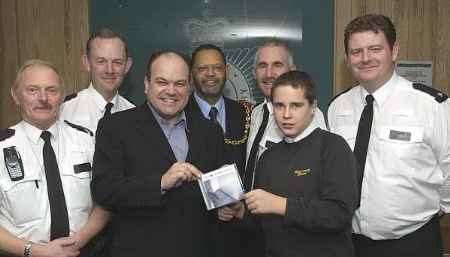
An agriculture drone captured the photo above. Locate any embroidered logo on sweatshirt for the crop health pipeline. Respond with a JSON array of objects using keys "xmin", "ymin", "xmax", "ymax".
[{"xmin": 293, "ymin": 168, "xmax": 310, "ymax": 176}]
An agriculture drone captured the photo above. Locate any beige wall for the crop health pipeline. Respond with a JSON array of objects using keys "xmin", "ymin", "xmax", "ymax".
[
  {"xmin": 334, "ymin": 0, "xmax": 450, "ymax": 253},
  {"xmin": 334, "ymin": 0, "xmax": 450, "ymax": 96},
  {"xmin": 0, "ymin": 0, "xmax": 89, "ymax": 128}
]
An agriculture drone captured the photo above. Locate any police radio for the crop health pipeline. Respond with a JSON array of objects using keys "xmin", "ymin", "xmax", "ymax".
[{"xmin": 3, "ymin": 146, "xmax": 24, "ymax": 181}]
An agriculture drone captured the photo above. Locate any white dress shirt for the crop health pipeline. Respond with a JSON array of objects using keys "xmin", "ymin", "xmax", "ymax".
[
  {"xmin": 246, "ymin": 100, "xmax": 327, "ymax": 164},
  {"xmin": 328, "ymin": 72, "xmax": 450, "ymax": 240},
  {"xmin": 0, "ymin": 120, "xmax": 94, "ymax": 243},
  {"xmin": 60, "ymin": 83, "xmax": 135, "ymax": 133}
]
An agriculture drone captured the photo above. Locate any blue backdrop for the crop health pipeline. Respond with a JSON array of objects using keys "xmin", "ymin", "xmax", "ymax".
[{"xmin": 90, "ymin": 0, "xmax": 333, "ymax": 110}]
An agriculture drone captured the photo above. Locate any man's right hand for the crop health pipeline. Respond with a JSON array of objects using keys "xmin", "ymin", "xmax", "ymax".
[
  {"xmin": 32, "ymin": 237, "xmax": 79, "ymax": 257},
  {"xmin": 161, "ymin": 162, "xmax": 202, "ymax": 192},
  {"xmin": 218, "ymin": 201, "xmax": 245, "ymax": 221}
]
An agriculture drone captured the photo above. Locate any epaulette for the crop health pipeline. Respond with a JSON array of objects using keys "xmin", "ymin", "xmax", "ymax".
[
  {"xmin": 413, "ymin": 83, "xmax": 448, "ymax": 103},
  {"xmin": 0, "ymin": 128, "xmax": 15, "ymax": 141},
  {"xmin": 64, "ymin": 120, "xmax": 94, "ymax": 136},
  {"xmin": 328, "ymin": 86, "xmax": 353, "ymax": 106},
  {"xmin": 64, "ymin": 93, "xmax": 78, "ymax": 102}
]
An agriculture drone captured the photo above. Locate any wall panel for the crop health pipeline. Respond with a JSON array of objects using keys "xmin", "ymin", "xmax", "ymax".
[{"xmin": 0, "ymin": 0, "xmax": 89, "ymax": 128}]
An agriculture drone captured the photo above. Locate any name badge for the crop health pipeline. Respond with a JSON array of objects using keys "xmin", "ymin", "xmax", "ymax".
[
  {"xmin": 3, "ymin": 146, "xmax": 24, "ymax": 181},
  {"xmin": 293, "ymin": 168, "xmax": 311, "ymax": 176},
  {"xmin": 74, "ymin": 162, "xmax": 92, "ymax": 173},
  {"xmin": 389, "ymin": 130, "xmax": 411, "ymax": 141}
]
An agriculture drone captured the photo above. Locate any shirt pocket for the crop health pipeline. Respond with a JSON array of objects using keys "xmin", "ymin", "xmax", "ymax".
[
  {"xmin": 61, "ymin": 150, "xmax": 93, "ymax": 212},
  {"xmin": 377, "ymin": 125, "xmax": 424, "ymax": 166},
  {"xmin": 0, "ymin": 175, "xmax": 45, "ymax": 225},
  {"xmin": 334, "ymin": 125, "xmax": 358, "ymax": 150}
]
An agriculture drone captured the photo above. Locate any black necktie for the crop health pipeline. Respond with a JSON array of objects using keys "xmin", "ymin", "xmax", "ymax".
[
  {"xmin": 41, "ymin": 131, "xmax": 70, "ymax": 240},
  {"xmin": 103, "ymin": 102, "xmax": 114, "ymax": 118},
  {"xmin": 208, "ymin": 106, "xmax": 219, "ymax": 125},
  {"xmin": 244, "ymin": 103, "xmax": 269, "ymax": 191},
  {"xmin": 353, "ymin": 95, "xmax": 375, "ymax": 198}
]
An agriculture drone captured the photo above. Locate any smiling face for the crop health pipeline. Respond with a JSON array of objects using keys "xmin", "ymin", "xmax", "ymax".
[
  {"xmin": 272, "ymin": 84, "xmax": 314, "ymax": 138},
  {"xmin": 191, "ymin": 49, "xmax": 227, "ymax": 104},
  {"xmin": 254, "ymin": 46, "xmax": 294, "ymax": 98},
  {"xmin": 11, "ymin": 64, "xmax": 64, "ymax": 130},
  {"xmin": 83, "ymin": 37, "xmax": 132, "ymax": 100},
  {"xmin": 346, "ymin": 30, "xmax": 398, "ymax": 93},
  {"xmin": 144, "ymin": 53, "xmax": 190, "ymax": 123}
]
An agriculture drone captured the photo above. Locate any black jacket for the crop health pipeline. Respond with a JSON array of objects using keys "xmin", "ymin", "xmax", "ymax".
[{"xmin": 92, "ymin": 104, "xmax": 224, "ymax": 257}]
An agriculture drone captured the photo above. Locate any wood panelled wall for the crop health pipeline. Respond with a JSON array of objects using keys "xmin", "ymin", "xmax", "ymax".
[
  {"xmin": 334, "ymin": 0, "xmax": 450, "ymax": 253},
  {"xmin": 334, "ymin": 0, "xmax": 450, "ymax": 96},
  {"xmin": 0, "ymin": 0, "xmax": 449, "ymax": 253},
  {"xmin": 0, "ymin": 0, "xmax": 89, "ymax": 128}
]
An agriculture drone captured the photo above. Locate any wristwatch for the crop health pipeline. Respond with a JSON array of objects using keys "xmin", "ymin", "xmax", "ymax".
[{"xmin": 24, "ymin": 241, "xmax": 33, "ymax": 257}]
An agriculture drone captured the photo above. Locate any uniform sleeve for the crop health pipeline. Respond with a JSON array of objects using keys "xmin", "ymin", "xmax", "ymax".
[
  {"xmin": 283, "ymin": 135, "xmax": 358, "ymax": 232},
  {"xmin": 313, "ymin": 107, "xmax": 327, "ymax": 130},
  {"xmin": 327, "ymin": 101, "xmax": 337, "ymax": 132},
  {"xmin": 91, "ymin": 117, "xmax": 164, "ymax": 211},
  {"xmin": 435, "ymin": 100, "xmax": 450, "ymax": 212}
]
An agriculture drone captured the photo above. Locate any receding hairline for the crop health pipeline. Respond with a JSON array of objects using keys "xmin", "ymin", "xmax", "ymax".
[
  {"xmin": 13, "ymin": 59, "xmax": 64, "ymax": 91},
  {"xmin": 146, "ymin": 51, "xmax": 190, "ymax": 80},
  {"xmin": 254, "ymin": 42, "xmax": 295, "ymax": 67}
]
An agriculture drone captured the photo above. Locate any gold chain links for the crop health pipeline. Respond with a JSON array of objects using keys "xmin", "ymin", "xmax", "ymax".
[{"xmin": 223, "ymin": 100, "xmax": 253, "ymax": 146}]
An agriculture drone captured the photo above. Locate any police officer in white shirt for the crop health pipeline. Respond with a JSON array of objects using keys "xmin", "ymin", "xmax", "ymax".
[
  {"xmin": 0, "ymin": 60, "xmax": 109, "ymax": 257},
  {"xmin": 244, "ymin": 39, "xmax": 327, "ymax": 189},
  {"xmin": 328, "ymin": 14, "xmax": 450, "ymax": 257},
  {"xmin": 61, "ymin": 28, "xmax": 134, "ymax": 133}
]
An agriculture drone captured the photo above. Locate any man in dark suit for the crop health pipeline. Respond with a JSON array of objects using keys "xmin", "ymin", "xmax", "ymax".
[
  {"xmin": 186, "ymin": 44, "xmax": 251, "ymax": 176},
  {"xmin": 91, "ymin": 50, "xmax": 224, "ymax": 257},
  {"xmin": 185, "ymin": 44, "xmax": 261, "ymax": 257}
]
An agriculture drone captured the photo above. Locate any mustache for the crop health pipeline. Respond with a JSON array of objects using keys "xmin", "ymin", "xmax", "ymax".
[{"xmin": 34, "ymin": 101, "xmax": 53, "ymax": 110}]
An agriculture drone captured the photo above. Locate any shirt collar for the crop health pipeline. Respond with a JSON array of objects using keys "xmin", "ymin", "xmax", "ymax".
[
  {"xmin": 87, "ymin": 83, "xmax": 119, "ymax": 112},
  {"xmin": 284, "ymin": 121, "xmax": 319, "ymax": 143},
  {"xmin": 193, "ymin": 92, "xmax": 225, "ymax": 119},
  {"xmin": 147, "ymin": 102, "xmax": 188, "ymax": 130},
  {"xmin": 359, "ymin": 71, "xmax": 398, "ymax": 108},
  {"xmin": 20, "ymin": 120, "xmax": 59, "ymax": 144}
]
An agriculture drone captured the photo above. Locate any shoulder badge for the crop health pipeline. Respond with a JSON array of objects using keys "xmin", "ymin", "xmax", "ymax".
[
  {"xmin": 64, "ymin": 93, "xmax": 78, "ymax": 102},
  {"xmin": 64, "ymin": 120, "xmax": 94, "ymax": 136},
  {"xmin": 413, "ymin": 83, "xmax": 448, "ymax": 103},
  {"xmin": 328, "ymin": 86, "xmax": 354, "ymax": 106},
  {"xmin": 0, "ymin": 128, "xmax": 15, "ymax": 141}
]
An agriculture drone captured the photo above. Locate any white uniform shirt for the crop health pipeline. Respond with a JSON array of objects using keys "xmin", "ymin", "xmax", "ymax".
[
  {"xmin": 246, "ymin": 100, "xmax": 327, "ymax": 164},
  {"xmin": 327, "ymin": 72, "xmax": 450, "ymax": 240},
  {"xmin": 0, "ymin": 120, "xmax": 94, "ymax": 243},
  {"xmin": 60, "ymin": 83, "xmax": 135, "ymax": 133}
]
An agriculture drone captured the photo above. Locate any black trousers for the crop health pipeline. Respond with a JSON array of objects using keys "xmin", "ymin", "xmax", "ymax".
[{"xmin": 353, "ymin": 215, "xmax": 443, "ymax": 257}]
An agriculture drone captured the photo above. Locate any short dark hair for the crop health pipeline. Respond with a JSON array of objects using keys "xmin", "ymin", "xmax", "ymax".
[
  {"xmin": 190, "ymin": 44, "xmax": 226, "ymax": 68},
  {"xmin": 270, "ymin": 70, "xmax": 316, "ymax": 105},
  {"xmin": 86, "ymin": 27, "xmax": 129, "ymax": 57},
  {"xmin": 344, "ymin": 14, "xmax": 396, "ymax": 55},
  {"xmin": 145, "ymin": 50, "xmax": 191, "ymax": 80}
]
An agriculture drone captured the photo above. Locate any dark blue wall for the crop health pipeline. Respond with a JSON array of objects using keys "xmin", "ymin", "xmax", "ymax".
[{"xmin": 90, "ymin": 0, "xmax": 333, "ymax": 110}]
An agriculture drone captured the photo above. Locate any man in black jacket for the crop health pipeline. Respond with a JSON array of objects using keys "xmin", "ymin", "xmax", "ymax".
[
  {"xmin": 185, "ymin": 44, "xmax": 259, "ymax": 257},
  {"xmin": 91, "ymin": 50, "xmax": 224, "ymax": 257}
]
